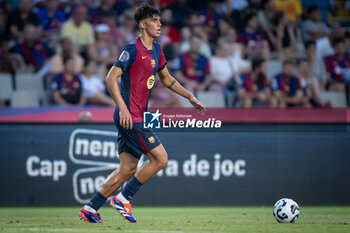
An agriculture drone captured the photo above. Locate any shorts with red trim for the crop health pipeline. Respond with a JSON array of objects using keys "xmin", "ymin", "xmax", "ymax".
[{"xmin": 114, "ymin": 121, "xmax": 161, "ymax": 160}]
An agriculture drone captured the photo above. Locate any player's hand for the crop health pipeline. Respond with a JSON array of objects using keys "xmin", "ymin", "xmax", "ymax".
[
  {"xmin": 189, "ymin": 95, "xmax": 206, "ymax": 116},
  {"xmin": 119, "ymin": 108, "xmax": 133, "ymax": 130}
]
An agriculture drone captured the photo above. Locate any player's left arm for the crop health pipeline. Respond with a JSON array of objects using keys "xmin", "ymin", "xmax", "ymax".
[{"xmin": 158, "ymin": 66, "xmax": 206, "ymax": 115}]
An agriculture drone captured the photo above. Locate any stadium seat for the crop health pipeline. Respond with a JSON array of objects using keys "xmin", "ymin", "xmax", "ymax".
[
  {"xmin": 11, "ymin": 90, "xmax": 40, "ymax": 107},
  {"xmin": 197, "ymin": 91, "xmax": 225, "ymax": 108},
  {"xmin": 0, "ymin": 73, "xmax": 13, "ymax": 100},
  {"xmin": 15, "ymin": 73, "xmax": 45, "ymax": 104},
  {"xmin": 15, "ymin": 73, "xmax": 44, "ymax": 91},
  {"xmin": 322, "ymin": 91, "xmax": 347, "ymax": 107},
  {"xmin": 266, "ymin": 60, "xmax": 282, "ymax": 80}
]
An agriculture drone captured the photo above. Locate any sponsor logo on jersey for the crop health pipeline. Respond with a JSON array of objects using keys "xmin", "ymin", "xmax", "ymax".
[{"xmin": 147, "ymin": 75, "xmax": 155, "ymax": 89}]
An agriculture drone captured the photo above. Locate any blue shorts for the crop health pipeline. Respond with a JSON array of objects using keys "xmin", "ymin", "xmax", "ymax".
[{"xmin": 114, "ymin": 120, "xmax": 161, "ymax": 160}]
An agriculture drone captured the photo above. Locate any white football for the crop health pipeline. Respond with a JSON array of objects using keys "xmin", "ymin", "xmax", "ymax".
[{"xmin": 273, "ymin": 198, "xmax": 300, "ymax": 223}]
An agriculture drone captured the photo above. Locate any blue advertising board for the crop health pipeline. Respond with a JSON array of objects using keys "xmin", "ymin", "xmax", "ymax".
[{"xmin": 0, "ymin": 124, "xmax": 349, "ymax": 206}]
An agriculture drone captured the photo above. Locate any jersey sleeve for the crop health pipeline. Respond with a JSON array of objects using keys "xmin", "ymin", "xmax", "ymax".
[
  {"xmin": 113, "ymin": 44, "xmax": 137, "ymax": 71},
  {"xmin": 158, "ymin": 47, "xmax": 167, "ymax": 72}
]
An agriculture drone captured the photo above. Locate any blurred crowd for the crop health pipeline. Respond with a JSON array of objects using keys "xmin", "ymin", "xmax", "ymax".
[{"xmin": 0, "ymin": 0, "xmax": 350, "ymax": 108}]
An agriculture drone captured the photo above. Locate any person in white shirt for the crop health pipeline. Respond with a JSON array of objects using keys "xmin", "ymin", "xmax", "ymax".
[
  {"xmin": 80, "ymin": 59, "xmax": 115, "ymax": 106},
  {"xmin": 210, "ymin": 41, "xmax": 250, "ymax": 91}
]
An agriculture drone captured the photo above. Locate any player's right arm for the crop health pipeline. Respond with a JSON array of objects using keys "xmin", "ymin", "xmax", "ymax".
[{"xmin": 105, "ymin": 66, "xmax": 133, "ymax": 130}]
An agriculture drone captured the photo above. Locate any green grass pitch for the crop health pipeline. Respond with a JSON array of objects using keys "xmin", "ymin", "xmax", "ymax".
[{"xmin": 0, "ymin": 206, "xmax": 349, "ymax": 233}]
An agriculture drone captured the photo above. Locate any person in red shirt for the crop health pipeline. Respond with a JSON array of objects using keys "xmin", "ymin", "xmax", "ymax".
[
  {"xmin": 51, "ymin": 56, "xmax": 86, "ymax": 106},
  {"xmin": 238, "ymin": 58, "xmax": 271, "ymax": 108},
  {"xmin": 271, "ymin": 60, "xmax": 310, "ymax": 107},
  {"xmin": 79, "ymin": 3, "xmax": 205, "ymax": 224}
]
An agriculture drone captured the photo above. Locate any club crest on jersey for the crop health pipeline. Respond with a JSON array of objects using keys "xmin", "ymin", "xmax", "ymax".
[
  {"xmin": 118, "ymin": 50, "xmax": 130, "ymax": 62},
  {"xmin": 147, "ymin": 75, "xmax": 155, "ymax": 89},
  {"xmin": 151, "ymin": 59, "xmax": 156, "ymax": 68},
  {"xmin": 148, "ymin": 136, "xmax": 155, "ymax": 144}
]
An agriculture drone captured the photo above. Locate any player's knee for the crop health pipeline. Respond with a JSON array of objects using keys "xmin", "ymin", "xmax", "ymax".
[{"xmin": 120, "ymin": 164, "xmax": 137, "ymax": 177}]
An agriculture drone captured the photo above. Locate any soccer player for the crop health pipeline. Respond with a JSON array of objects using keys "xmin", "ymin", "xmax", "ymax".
[{"xmin": 79, "ymin": 3, "xmax": 206, "ymax": 223}]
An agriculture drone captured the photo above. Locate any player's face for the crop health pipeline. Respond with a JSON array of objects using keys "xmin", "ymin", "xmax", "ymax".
[{"xmin": 144, "ymin": 15, "xmax": 162, "ymax": 38}]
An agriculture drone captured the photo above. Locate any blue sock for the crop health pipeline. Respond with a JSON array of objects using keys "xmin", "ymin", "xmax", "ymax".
[
  {"xmin": 87, "ymin": 192, "xmax": 107, "ymax": 211},
  {"xmin": 121, "ymin": 176, "xmax": 143, "ymax": 201}
]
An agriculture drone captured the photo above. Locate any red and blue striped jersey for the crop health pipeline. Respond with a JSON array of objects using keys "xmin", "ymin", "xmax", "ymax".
[
  {"xmin": 240, "ymin": 73, "xmax": 269, "ymax": 93},
  {"xmin": 323, "ymin": 53, "xmax": 350, "ymax": 82},
  {"xmin": 271, "ymin": 74, "xmax": 301, "ymax": 97},
  {"xmin": 113, "ymin": 38, "xmax": 166, "ymax": 122}
]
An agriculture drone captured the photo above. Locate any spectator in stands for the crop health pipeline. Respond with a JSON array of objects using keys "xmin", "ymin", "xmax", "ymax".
[
  {"xmin": 323, "ymin": 37, "xmax": 350, "ymax": 106},
  {"xmin": 0, "ymin": 37, "xmax": 24, "ymax": 75},
  {"xmin": 257, "ymin": 0, "xmax": 276, "ymax": 32},
  {"xmin": 80, "ymin": 0, "xmax": 99, "ymax": 23},
  {"xmin": 36, "ymin": 0, "xmax": 66, "ymax": 49},
  {"xmin": 49, "ymin": 37, "xmax": 84, "ymax": 75},
  {"xmin": 180, "ymin": 26, "xmax": 212, "ymax": 57},
  {"xmin": 88, "ymin": 24, "xmax": 118, "ymax": 76},
  {"xmin": 266, "ymin": 12, "xmax": 297, "ymax": 60},
  {"xmin": 301, "ymin": 5, "xmax": 331, "ymax": 42},
  {"xmin": 304, "ymin": 40, "xmax": 327, "ymax": 89},
  {"xmin": 10, "ymin": 23, "xmax": 54, "ymax": 71},
  {"xmin": 101, "ymin": 10, "xmax": 127, "ymax": 51},
  {"xmin": 119, "ymin": 9, "xmax": 137, "ymax": 43},
  {"xmin": 210, "ymin": 41, "xmax": 250, "ymax": 92},
  {"xmin": 238, "ymin": 58, "xmax": 271, "ymax": 108},
  {"xmin": 271, "ymin": 60, "xmax": 310, "ymax": 107},
  {"xmin": 114, "ymin": 0, "xmax": 131, "ymax": 16},
  {"xmin": 37, "ymin": 0, "xmax": 65, "ymax": 33},
  {"xmin": 297, "ymin": 58, "xmax": 323, "ymax": 107},
  {"xmin": 61, "ymin": 5, "xmax": 95, "ymax": 57},
  {"xmin": 174, "ymin": 34, "xmax": 215, "ymax": 93},
  {"xmin": 218, "ymin": 28, "xmax": 244, "ymax": 58},
  {"xmin": 302, "ymin": 0, "xmax": 336, "ymax": 22},
  {"xmin": 199, "ymin": 0, "xmax": 222, "ymax": 44},
  {"xmin": 210, "ymin": 41, "xmax": 235, "ymax": 90},
  {"xmin": 167, "ymin": 0, "xmax": 193, "ymax": 29},
  {"xmin": 51, "ymin": 56, "xmax": 86, "ymax": 106},
  {"xmin": 93, "ymin": 0, "xmax": 117, "ymax": 25},
  {"xmin": 180, "ymin": 12, "xmax": 212, "ymax": 57},
  {"xmin": 274, "ymin": 0, "xmax": 302, "ymax": 23},
  {"xmin": 237, "ymin": 12, "xmax": 270, "ymax": 59},
  {"xmin": 6, "ymin": 0, "xmax": 39, "ymax": 40},
  {"xmin": 159, "ymin": 8, "xmax": 180, "ymax": 45},
  {"xmin": 80, "ymin": 59, "xmax": 115, "ymax": 106}
]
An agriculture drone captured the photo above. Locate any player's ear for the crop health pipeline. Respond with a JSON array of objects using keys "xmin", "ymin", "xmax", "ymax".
[{"xmin": 139, "ymin": 20, "xmax": 146, "ymax": 30}]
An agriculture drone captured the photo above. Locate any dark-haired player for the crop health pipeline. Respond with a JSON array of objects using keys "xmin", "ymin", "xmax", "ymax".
[{"xmin": 79, "ymin": 3, "xmax": 206, "ymax": 223}]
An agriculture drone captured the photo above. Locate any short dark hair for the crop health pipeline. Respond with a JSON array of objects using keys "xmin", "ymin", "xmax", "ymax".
[
  {"xmin": 332, "ymin": 37, "xmax": 345, "ymax": 46},
  {"xmin": 304, "ymin": 40, "xmax": 315, "ymax": 49},
  {"xmin": 345, "ymin": 31, "xmax": 350, "ymax": 38},
  {"xmin": 252, "ymin": 58, "xmax": 265, "ymax": 71},
  {"xmin": 283, "ymin": 60, "xmax": 295, "ymax": 67},
  {"xmin": 63, "ymin": 55, "xmax": 73, "ymax": 65},
  {"xmin": 297, "ymin": 58, "xmax": 309, "ymax": 66},
  {"xmin": 134, "ymin": 3, "xmax": 160, "ymax": 24},
  {"xmin": 244, "ymin": 12, "xmax": 257, "ymax": 27},
  {"xmin": 306, "ymin": 5, "xmax": 319, "ymax": 14}
]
